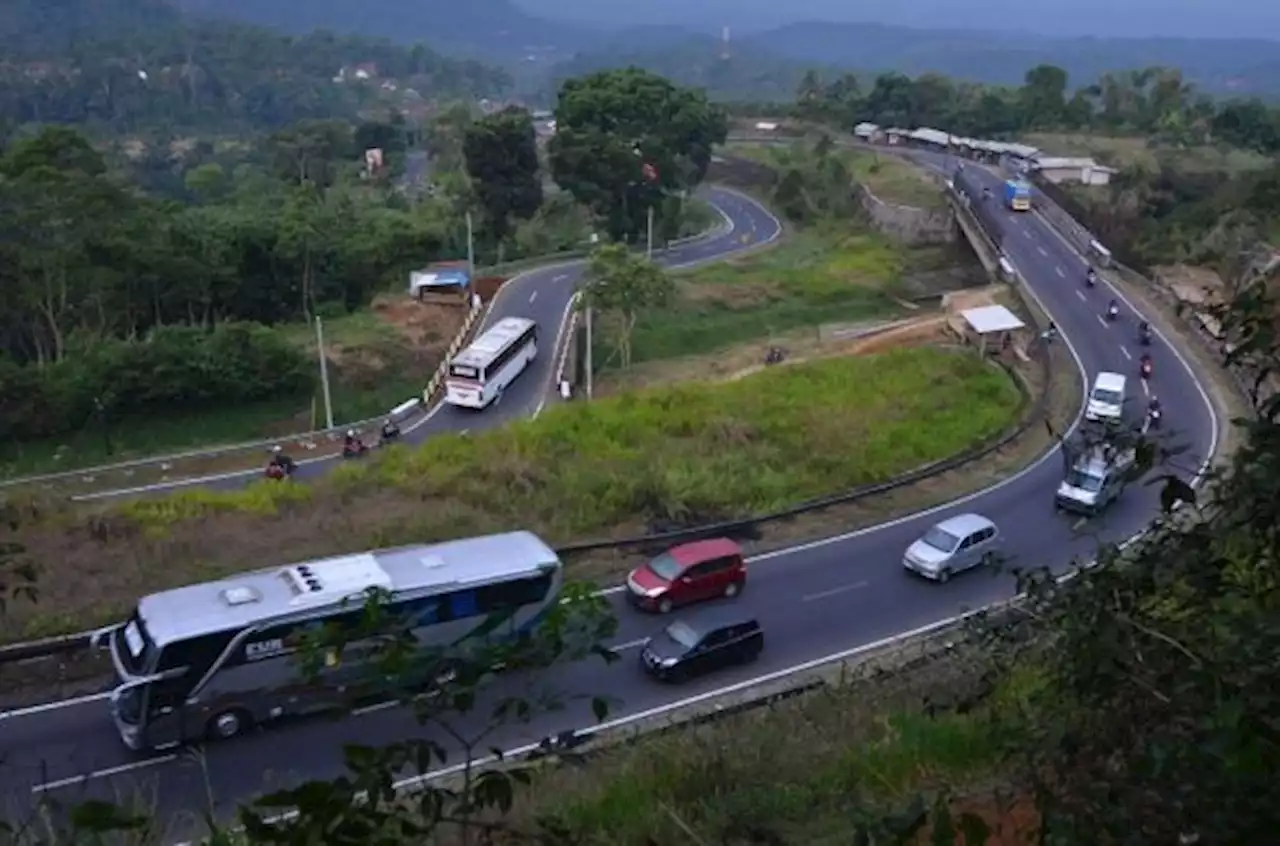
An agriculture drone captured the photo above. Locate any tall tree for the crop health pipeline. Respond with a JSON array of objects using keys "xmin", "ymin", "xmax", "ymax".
[
  {"xmin": 580, "ymin": 243, "xmax": 675, "ymax": 370},
  {"xmin": 549, "ymin": 67, "xmax": 727, "ymax": 241},
  {"xmin": 1019, "ymin": 64, "xmax": 1069, "ymax": 129},
  {"xmin": 462, "ymin": 106, "xmax": 543, "ymax": 252}
]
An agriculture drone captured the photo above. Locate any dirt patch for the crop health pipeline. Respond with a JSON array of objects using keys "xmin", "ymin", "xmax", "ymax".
[{"xmin": 370, "ymin": 294, "xmax": 464, "ymax": 348}]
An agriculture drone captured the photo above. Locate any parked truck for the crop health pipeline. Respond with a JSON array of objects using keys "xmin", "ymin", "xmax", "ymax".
[{"xmin": 1003, "ymin": 179, "xmax": 1031, "ymax": 212}]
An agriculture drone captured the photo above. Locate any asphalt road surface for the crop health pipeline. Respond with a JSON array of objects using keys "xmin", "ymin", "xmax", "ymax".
[{"xmin": 0, "ymin": 168, "xmax": 1218, "ymax": 842}]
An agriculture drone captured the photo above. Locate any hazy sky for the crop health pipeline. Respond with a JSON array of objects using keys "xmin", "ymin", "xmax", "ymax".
[{"xmin": 515, "ymin": 0, "xmax": 1278, "ymax": 41}]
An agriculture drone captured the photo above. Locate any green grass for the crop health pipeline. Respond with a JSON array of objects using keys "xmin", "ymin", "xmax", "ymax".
[
  {"xmin": 726, "ymin": 142, "xmax": 947, "ymax": 210},
  {"xmin": 6, "ymin": 348, "xmax": 1023, "ymax": 640},
  {"xmin": 1022, "ymin": 131, "xmax": 1274, "ymax": 175},
  {"xmin": 614, "ymin": 228, "xmax": 916, "ymax": 367},
  {"xmin": 521, "ymin": 673, "xmax": 1019, "ymax": 845}
]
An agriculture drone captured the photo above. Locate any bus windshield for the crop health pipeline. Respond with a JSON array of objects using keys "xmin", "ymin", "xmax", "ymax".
[{"xmin": 449, "ymin": 364, "xmax": 480, "ymax": 381}]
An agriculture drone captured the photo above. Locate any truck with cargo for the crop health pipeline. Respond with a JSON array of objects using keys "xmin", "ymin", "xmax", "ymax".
[
  {"xmin": 1003, "ymin": 179, "xmax": 1031, "ymax": 211},
  {"xmin": 1054, "ymin": 443, "xmax": 1135, "ymax": 516}
]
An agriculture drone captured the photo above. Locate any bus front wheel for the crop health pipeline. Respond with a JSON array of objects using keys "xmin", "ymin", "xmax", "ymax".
[{"xmin": 208, "ymin": 708, "xmax": 252, "ymax": 741}]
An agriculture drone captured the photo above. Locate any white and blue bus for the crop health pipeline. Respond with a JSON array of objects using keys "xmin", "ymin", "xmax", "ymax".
[
  {"xmin": 92, "ymin": 531, "xmax": 563, "ymax": 751},
  {"xmin": 445, "ymin": 316, "xmax": 538, "ymax": 409}
]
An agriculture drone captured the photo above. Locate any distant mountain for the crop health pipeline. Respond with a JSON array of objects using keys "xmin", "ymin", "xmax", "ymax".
[
  {"xmin": 1, "ymin": 0, "xmax": 183, "ymax": 55},
  {"xmin": 173, "ymin": 0, "xmax": 598, "ymax": 64},
  {"xmin": 747, "ymin": 22, "xmax": 1280, "ymax": 95},
  {"xmin": 546, "ymin": 33, "xmax": 837, "ymax": 103}
]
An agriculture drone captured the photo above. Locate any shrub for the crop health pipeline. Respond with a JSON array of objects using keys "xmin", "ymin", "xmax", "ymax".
[{"xmin": 0, "ymin": 322, "xmax": 314, "ymax": 440}]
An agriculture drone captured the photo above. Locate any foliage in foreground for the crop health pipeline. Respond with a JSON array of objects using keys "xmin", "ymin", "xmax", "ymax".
[{"xmin": 1, "ymin": 347, "xmax": 1023, "ymax": 641}]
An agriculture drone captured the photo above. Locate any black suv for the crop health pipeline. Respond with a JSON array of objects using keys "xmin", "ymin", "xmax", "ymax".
[{"xmin": 640, "ymin": 613, "xmax": 763, "ymax": 682}]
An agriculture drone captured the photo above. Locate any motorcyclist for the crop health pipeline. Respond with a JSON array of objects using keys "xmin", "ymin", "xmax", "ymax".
[
  {"xmin": 342, "ymin": 429, "xmax": 365, "ymax": 456},
  {"xmin": 380, "ymin": 417, "xmax": 401, "ymax": 441},
  {"xmin": 1107, "ymin": 299, "xmax": 1119, "ymax": 319},
  {"xmin": 267, "ymin": 445, "xmax": 296, "ymax": 477},
  {"xmin": 1138, "ymin": 320, "xmax": 1153, "ymax": 344},
  {"xmin": 1148, "ymin": 394, "xmax": 1162, "ymax": 413},
  {"xmin": 1085, "ymin": 267, "xmax": 1097, "ymax": 287},
  {"xmin": 1139, "ymin": 352, "xmax": 1153, "ymax": 376}
]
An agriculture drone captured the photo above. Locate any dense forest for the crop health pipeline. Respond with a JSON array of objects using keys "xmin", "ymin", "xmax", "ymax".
[
  {"xmin": 789, "ymin": 64, "xmax": 1280, "ymax": 268},
  {"xmin": 0, "ymin": 0, "xmax": 511, "ymax": 134}
]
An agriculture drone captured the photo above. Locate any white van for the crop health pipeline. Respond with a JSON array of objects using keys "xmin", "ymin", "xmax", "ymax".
[{"xmin": 1086, "ymin": 372, "xmax": 1127, "ymax": 423}]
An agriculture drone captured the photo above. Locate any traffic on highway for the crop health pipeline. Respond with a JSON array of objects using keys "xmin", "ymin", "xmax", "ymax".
[{"xmin": 0, "ymin": 144, "xmax": 1219, "ymax": 842}]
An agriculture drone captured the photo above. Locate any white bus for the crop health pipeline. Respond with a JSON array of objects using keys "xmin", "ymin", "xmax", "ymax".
[
  {"xmin": 445, "ymin": 316, "xmax": 538, "ymax": 409},
  {"xmin": 92, "ymin": 531, "xmax": 563, "ymax": 751}
]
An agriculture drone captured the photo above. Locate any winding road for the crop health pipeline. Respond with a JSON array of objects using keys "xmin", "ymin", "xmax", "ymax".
[{"xmin": 0, "ymin": 161, "xmax": 1219, "ymax": 841}]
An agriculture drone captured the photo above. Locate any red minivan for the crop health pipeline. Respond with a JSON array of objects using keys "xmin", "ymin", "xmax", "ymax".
[{"xmin": 625, "ymin": 538, "xmax": 747, "ymax": 613}]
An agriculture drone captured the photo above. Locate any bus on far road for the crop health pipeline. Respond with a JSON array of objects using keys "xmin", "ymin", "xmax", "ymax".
[
  {"xmin": 445, "ymin": 316, "xmax": 538, "ymax": 409},
  {"xmin": 93, "ymin": 530, "xmax": 564, "ymax": 751}
]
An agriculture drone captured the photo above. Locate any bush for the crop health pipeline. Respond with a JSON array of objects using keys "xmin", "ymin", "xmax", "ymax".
[{"xmin": 0, "ymin": 322, "xmax": 313, "ymax": 440}]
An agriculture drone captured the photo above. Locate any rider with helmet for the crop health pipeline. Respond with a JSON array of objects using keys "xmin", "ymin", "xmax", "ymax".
[
  {"xmin": 1107, "ymin": 298, "xmax": 1119, "ymax": 319},
  {"xmin": 380, "ymin": 417, "xmax": 401, "ymax": 441},
  {"xmin": 267, "ymin": 444, "xmax": 296, "ymax": 478}
]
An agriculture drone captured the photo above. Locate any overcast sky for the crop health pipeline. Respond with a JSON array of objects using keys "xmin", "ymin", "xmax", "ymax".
[{"xmin": 516, "ymin": 0, "xmax": 1278, "ymax": 41}]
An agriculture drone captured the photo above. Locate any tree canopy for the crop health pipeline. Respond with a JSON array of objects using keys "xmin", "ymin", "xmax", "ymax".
[
  {"xmin": 0, "ymin": 0, "xmax": 511, "ymax": 134},
  {"xmin": 463, "ymin": 106, "xmax": 543, "ymax": 248},
  {"xmin": 549, "ymin": 67, "xmax": 728, "ymax": 241}
]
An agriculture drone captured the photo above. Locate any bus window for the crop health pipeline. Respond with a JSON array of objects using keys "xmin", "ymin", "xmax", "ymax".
[
  {"xmin": 477, "ymin": 575, "xmax": 553, "ymax": 612},
  {"xmin": 157, "ymin": 630, "xmax": 236, "ymax": 675},
  {"xmin": 450, "ymin": 590, "xmax": 478, "ymax": 619}
]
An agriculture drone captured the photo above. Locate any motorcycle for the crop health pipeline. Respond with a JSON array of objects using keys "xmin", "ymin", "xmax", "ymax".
[
  {"xmin": 1085, "ymin": 273, "xmax": 1096, "ymax": 288},
  {"xmin": 265, "ymin": 456, "xmax": 295, "ymax": 480},
  {"xmin": 1147, "ymin": 408, "xmax": 1163, "ymax": 430},
  {"xmin": 1139, "ymin": 329, "xmax": 1153, "ymax": 346},
  {"xmin": 342, "ymin": 441, "xmax": 369, "ymax": 460},
  {"xmin": 1106, "ymin": 306, "xmax": 1119, "ymax": 322},
  {"xmin": 1140, "ymin": 359, "xmax": 1153, "ymax": 380},
  {"xmin": 764, "ymin": 346, "xmax": 786, "ymax": 366}
]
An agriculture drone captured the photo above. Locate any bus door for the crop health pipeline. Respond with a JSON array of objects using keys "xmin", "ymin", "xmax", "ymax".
[{"xmin": 110, "ymin": 667, "xmax": 192, "ymax": 751}]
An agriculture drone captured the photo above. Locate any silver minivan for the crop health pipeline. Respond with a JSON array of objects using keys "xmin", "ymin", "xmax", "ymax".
[{"xmin": 902, "ymin": 513, "xmax": 1002, "ymax": 582}]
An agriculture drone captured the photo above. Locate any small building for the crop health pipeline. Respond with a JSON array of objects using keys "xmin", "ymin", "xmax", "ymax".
[
  {"xmin": 958, "ymin": 304, "xmax": 1027, "ymax": 357},
  {"xmin": 1033, "ymin": 156, "xmax": 1116, "ymax": 186},
  {"xmin": 854, "ymin": 122, "xmax": 884, "ymax": 143}
]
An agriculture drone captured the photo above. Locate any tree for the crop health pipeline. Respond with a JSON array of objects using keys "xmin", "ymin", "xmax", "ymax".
[
  {"xmin": 463, "ymin": 106, "xmax": 543, "ymax": 253},
  {"xmin": 580, "ymin": 243, "xmax": 676, "ymax": 369},
  {"xmin": 1019, "ymin": 64, "xmax": 1069, "ymax": 129},
  {"xmin": 549, "ymin": 67, "xmax": 727, "ymax": 242}
]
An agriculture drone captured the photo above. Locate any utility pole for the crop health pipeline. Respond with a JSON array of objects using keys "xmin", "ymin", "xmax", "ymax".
[
  {"xmin": 646, "ymin": 205, "xmax": 655, "ymax": 261},
  {"xmin": 584, "ymin": 304, "xmax": 594, "ymax": 401},
  {"xmin": 465, "ymin": 210, "xmax": 476, "ymax": 282},
  {"xmin": 315, "ymin": 315, "xmax": 334, "ymax": 430}
]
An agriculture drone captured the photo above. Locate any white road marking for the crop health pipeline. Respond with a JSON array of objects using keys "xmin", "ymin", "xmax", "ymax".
[
  {"xmin": 1055, "ymin": 266, "xmax": 1065, "ymax": 278},
  {"xmin": 1022, "ymin": 228, "xmax": 1032, "ymax": 239},
  {"xmin": 1142, "ymin": 380, "xmax": 1150, "ymax": 397},
  {"xmin": 1096, "ymin": 314, "xmax": 1110, "ymax": 329},
  {"xmin": 31, "ymin": 755, "xmax": 178, "ymax": 794},
  {"xmin": 1075, "ymin": 289, "xmax": 1087, "ymax": 302},
  {"xmin": 801, "ymin": 581, "xmax": 869, "ymax": 602},
  {"xmin": 0, "ymin": 689, "xmax": 113, "ymax": 720},
  {"xmin": 553, "ymin": 274, "xmax": 568, "ymax": 282},
  {"xmin": 1120, "ymin": 347, "xmax": 1132, "ymax": 360},
  {"xmin": 1038, "ymin": 246, "xmax": 1048, "ymax": 257},
  {"xmin": 610, "ymin": 637, "xmax": 649, "ymax": 652},
  {"xmin": 528, "ymin": 290, "xmax": 537, "ymax": 303}
]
